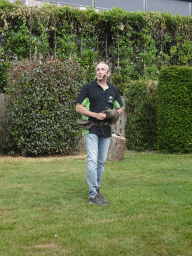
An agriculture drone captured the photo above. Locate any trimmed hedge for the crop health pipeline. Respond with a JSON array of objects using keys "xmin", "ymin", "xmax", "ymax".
[
  {"xmin": 156, "ymin": 66, "xmax": 192, "ymax": 153},
  {"xmin": 5, "ymin": 57, "xmax": 85, "ymax": 156},
  {"xmin": 124, "ymin": 80, "xmax": 157, "ymax": 151}
]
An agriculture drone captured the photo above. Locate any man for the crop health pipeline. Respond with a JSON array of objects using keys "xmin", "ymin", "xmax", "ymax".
[{"xmin": 76, "ymin": 62, "xmax": 123, "ymax": 205}]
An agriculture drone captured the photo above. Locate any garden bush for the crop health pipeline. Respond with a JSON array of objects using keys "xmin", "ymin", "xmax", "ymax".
[
  {"xmin": 5, "ymin": 57, "xmax": 85, "ymax": 156},
  {"xmin": 124, "ymin": 80, "xmax": 157, "ymax": 151},
  {"xmin": 0, "ymin": 60, "xmax": 8, "ymax": 93},
  {"xmin": 156, "ymin": 66, "xmax": 192, "ymax": 153}
]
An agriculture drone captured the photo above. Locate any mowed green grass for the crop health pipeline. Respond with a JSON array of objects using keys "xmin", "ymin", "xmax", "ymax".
[{"xmin": 0, "ymin": 150, "xmax": 192, "ymax": 256}]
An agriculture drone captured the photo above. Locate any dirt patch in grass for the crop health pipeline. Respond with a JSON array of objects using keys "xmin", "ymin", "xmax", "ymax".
[
  {"xmin": 34, "ymin": 244, "xmax": 57, "ymax": 248},
  {"xmin": 0, "ymin": 153, "xmax": 87, "ymax": 163},
  {"xmin": 26, "ymin": 244, "xmax": 70, "ymax": 255}
]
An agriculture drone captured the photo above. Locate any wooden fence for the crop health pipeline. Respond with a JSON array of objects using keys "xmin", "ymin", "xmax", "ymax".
[
  {"xmin": 0, "ymin": 94, "xmax": 10, "ymax": 153},
  {"xmin": 111, "ymin": 96, "xmax": 127, "ymax": 135}
]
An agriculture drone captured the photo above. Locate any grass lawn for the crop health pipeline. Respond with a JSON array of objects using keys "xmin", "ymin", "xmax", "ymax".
[{"xmin": 0, "ymin": 150, "xmax": 192, "ymax": 256}]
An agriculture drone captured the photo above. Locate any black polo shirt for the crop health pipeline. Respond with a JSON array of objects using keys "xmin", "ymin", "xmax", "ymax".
[{"xmin": 76, "ymin": 79, "xmax": 123, "ymax": 137}]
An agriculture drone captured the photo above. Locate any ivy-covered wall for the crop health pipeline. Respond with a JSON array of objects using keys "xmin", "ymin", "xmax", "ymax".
[{"xmin": 0, "ymin": 1, "xmax": 192, "ymax": 92}]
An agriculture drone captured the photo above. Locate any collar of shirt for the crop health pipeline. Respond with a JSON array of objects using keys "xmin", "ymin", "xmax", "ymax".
[{"xmin": 94, "ymin": 79, "xmax": 112, "ymax": 90}]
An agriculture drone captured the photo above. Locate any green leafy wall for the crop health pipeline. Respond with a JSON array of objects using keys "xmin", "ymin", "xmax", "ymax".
[{"xmin": 0, "ymin": 1, "xmax": 192, "ymax": 92}]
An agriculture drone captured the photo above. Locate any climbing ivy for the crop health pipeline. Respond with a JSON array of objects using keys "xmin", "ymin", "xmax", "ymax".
[{"xmin": 0, "ymin": 1, "xmax": 191, "ymax": 92}]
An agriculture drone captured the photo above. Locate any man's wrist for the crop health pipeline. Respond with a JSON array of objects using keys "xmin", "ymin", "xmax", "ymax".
[{"xmin": 91, "ymin": 112, "xmax": 97, "ymax": 118}]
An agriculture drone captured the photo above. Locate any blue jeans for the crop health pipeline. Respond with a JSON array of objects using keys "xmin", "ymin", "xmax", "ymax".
[{"xmin": 85, "ymin": 134, "xmax": 111, "ymax": 198}]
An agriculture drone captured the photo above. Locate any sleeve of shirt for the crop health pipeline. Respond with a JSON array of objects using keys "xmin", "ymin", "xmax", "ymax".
[
  {"xmin": 114, "ymin": 88, "xmax": 123, "ymax": 109},
  {"xmin": 76, "ymin": 84, "xmax": 90, "ymax": 123},
  {"xmin": 76, "ymin": 84, "xmax": 88, "ymax": 104}
]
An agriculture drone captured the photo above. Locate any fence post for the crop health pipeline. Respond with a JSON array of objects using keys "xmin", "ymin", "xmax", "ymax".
[
  {"xmin": 0, "ymin": 94, "xmax": 10, "ymax": 154},
  {"xmin": 111, "ymin": 96, "xmax": 127, "ymax": 136}
]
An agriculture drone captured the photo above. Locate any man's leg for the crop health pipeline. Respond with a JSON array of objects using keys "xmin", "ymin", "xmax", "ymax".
[
  {"xmin": 85, "ymin": 133, "xmax": 99, "ymax": 199},
  {"xmin": 97, "ymin": 136, "xmax": 111, "ymax": 189}
]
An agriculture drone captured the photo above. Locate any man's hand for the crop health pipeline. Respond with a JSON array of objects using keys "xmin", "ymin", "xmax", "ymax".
[
  {"xmin": 94, "ymin": 112, "xmax": 106, "ymax": 120},
  {"xmin": 76, "ymin": 104, "xmax": 106, "ymax": 120}
]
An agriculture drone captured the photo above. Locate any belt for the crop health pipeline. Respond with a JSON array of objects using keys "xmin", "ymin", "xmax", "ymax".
[
  {"xmin": 91, "ymin": 121, "xmax": 110, "ymax": 127},
  {"xmin": 76, "ymin": 118, "xmax": 110, "ymax": 129}
]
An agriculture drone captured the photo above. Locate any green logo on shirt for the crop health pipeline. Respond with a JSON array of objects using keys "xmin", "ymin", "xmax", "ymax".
[{"xmin": 108, "ymin": 96, "xmax": 114, "ymax": 104}]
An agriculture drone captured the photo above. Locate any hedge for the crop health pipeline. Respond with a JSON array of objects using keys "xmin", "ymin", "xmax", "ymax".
[
  {"xmin": 0, "ymin": 61, "xmax": 8, "ymax": 93},
  {"xmin": 4, "ymin": 57, "xmax": 85, "ymax": 156},
  {"xmin": 156, "ymin": 66, "xmax": 192, "ymax": 153},
  {"xmin": 124, "ymin": 80, "xmax": 157, "ymax": 151}
]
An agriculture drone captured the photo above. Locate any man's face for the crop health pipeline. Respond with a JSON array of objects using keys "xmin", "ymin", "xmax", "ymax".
[{"xmin": 96, "ymin": 63, "xmax": 109, "ymax": 81}]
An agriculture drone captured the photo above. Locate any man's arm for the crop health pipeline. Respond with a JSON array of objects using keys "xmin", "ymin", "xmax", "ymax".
[
  {"xmin": 76, "ymin": 103, "xmax": 106, "ymax": 121},
  {"xmin": 116, "ymin": 107, "xmax": 123, "ymax": 116}
]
